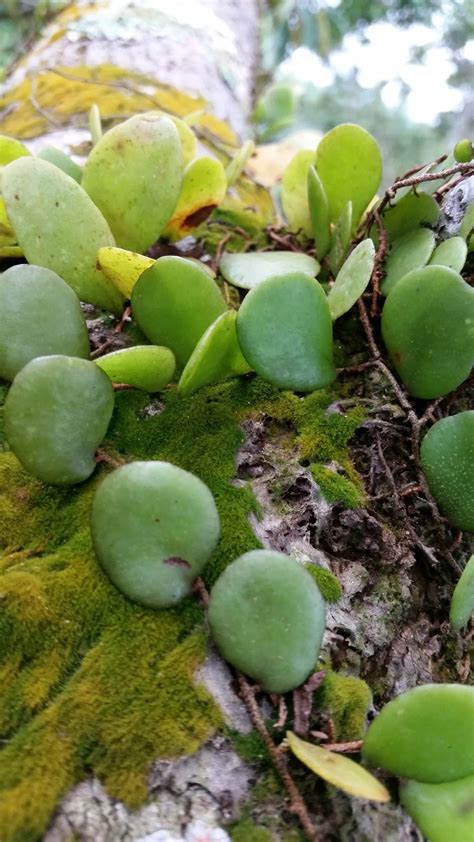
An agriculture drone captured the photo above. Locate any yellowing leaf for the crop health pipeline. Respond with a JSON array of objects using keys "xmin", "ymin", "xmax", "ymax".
[
  {"xmin": 97, "ymin": 247, "xmax": 154, "ymax": 299},
  {"xmin": 0, "ymin": 197, "xmax": 14, "ymax": 237},
  {"xmin": 165, "ymin": 156, "xmax": 227, "ymax": 241},
  {"xmin": 286, "ymin": 731, "xmax": 390, "ymax": 802}
]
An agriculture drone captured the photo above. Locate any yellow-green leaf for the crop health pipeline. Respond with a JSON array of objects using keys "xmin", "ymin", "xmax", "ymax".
[
  {"xmin": 165, "ymin": 156, "xmax": 227, "ymax": 242},
  {"xmin": 97, "ymin": 247, "xmax": 155, "ymax": 298},
  {"xmin": 281, "ymin": 150, "xmax": 315, "ymax": 237},
  {"xmin": 287, "ymin": 731, "xmax": 390, "ymax": 802}
]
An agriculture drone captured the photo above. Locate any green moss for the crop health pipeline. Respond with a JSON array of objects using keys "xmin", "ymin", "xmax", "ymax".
[
  {"xmin": 310, "ymin": 464, "xmax": 365, "ymax": 508},
  {"xmin": 230, "ymin": 818, "xmax": 273, "ymax": 842},
  {"xmin": 229, "ymin": 729, "xmax": 269, "ymax": 764},
  {"xmin": 316, "ymin": 671, "xmax": 372, "ymax": 742},
  {"xmin": 303, "ymin": 564, "xmax": 342, "ymax": 603}
]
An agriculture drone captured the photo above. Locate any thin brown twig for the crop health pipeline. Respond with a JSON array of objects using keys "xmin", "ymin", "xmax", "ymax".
[
  {"xmin": 95, "ymin": 448, "xmax": 126, "ymax": 469},
  {"xmin": 324, "ymin": 740, "xmax": 363, "ymax": 753},
  {"xmin": 370, "ymin": 208, "xmax": 388, "ymax": 317}
]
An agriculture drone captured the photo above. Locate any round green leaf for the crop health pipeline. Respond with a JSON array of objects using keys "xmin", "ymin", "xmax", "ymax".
[
  {"xmin": 308, "ymin": 165, "xmax": 330, "ymax": 259},
  {"xmin": 381, "ymin": 266, "xmax": 474, "ymax": 398},
  {"xmin": 131, "ymin": 256, "xmax": 226, "ymax": 368},
  {"xmin": 450, "ymin": 555, "xmax": 474, "ymax": 631},
  {"xmin": 429, "ymin": 236, "xmax": 468, "ymax": 273},
  {"xmin": 219, "ymin": 251, "xmax": 319, "ymax": 290},
  {"xmin": 208, "ymin": 550, "xmax": 326, "ymax": 693},
  {"xmin": 236, "ymin": 272, "xmax": 336, "ymax": 393},
  {"xmin": 37, "ymin": 147, "xmax": 83, "ymax": 183},
  {"xmin": 454, "ymin": 139, "xmax": 473, "ymax": 163},
  {"xmin": 381, "ymin": 228, "xmax": 436, "ymax": 296},
  {"xmin": 421, "ymin": 412, "xmax": 474, "ymax": 532},
  {"xmin": 5, "ymin": 356, "xmax": 114, "ymax": 486},
  {"xmin": 0, "ymin": 264, "xmax": 90, "ymax": 381},
  {"xmin": 382, "ymin": 191, "xmax": 439, "ymax": 241},
  {"xmin": 82, "ymin": 114, "xmax": 183, "ymax": 253},
  {"xmin": 362, "ymin": 684, "xmax": 474, "ymax": 783},
  {"xmin": 91, "ymin": 461, "xmax": 220, "ymax": 608},
  {"xmin": 178, "ymin": 311, "xmax": 251, "ymax": 396},
  {"xmin": 95, "ymin": 346, "xmax": 175, "ymax": 392},
  {"xmin": 315, "ymin": 124, "xmax": 382, "ymax": 227},
  {"xmin": 281, "ymin": 150, "xmax": 315, "ymax": 237},
  {"xmin": 401, "ymin": 775, "xmax": 474, "ymax": 842},
  {"xmin": 328, "ymin": 201, "xmax": 352, "ymax": 275},
  {"xmin": 328, "ymin": 239, "xmax": 375, "ymax": 320},
  {"xmin": 0, "ymin": 135, "xmax": 30, "ymax": 166},
  {"xmin": 2, "ymin": 157, "xmax": 122, "ymax": 313}
]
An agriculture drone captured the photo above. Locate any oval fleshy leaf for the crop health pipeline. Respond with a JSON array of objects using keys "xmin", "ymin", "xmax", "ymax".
[
  {"xmin": 178, "ymin": 311, "xmax": 251, "ymax": 396},
  {"xmin": 400, "ymin": 775, "xmax": 474, "ymax": 842},
  {"xmin": 328, "ymin": 239, "xmax": 375, "ymax": 320},
  {"xmin": 381, "ymin": 228, "xmax": 436, "ymax": 296},
  {"xmin": 420, "ymin": 411, "xmax": 474, "ymax": 532},
  {"xmin": 236, "ymin": 272, "xmax": 335, "ymax": 392},
  {"xmin": 281, "ymin": 150, "xmax": 314, "ymax": 237},
  {"xmin": 82, "ymin": 113, "xmax": 183, "ymax": 252},
  {"xmin": 95, "ymin": 346, "xmax": 175, "ymax": 392},
  {"xmin": 382, "ymin": 191, "xmax": 439, "ymax": 240},
  {"xmin": 381, "ymin": 266, "xmax": 474, "ymax": 398},
  {"xmin": 0, "ymin": 264, "xmax": 90, "ymax": 381},
  {"xmin": 429, "ymin": 237, "xmax": 468, "ymax": 273},
  {"xmin": 328, "ymin": 201, "xmax": 352, "ymax": 275},
  {"xmin": 131, "ymin": 256, "xmax": 226, "ymax": 368},
  {"xmin": 97, "ymin": 247, "xmax": 154, "ymax": 298},
  {"xmin": 287, "ymin": 731, "xmax": 390, "ymax": 802},
  {"xmin": 37, "ymin": 147, "xmax": 82, "ymax": 183},
  {"xmin": 450, "ymin": 555, "xmax": 474, "ymax": 631},
  {"xmin": 219, "ymin": 251, "xmax": 319, "ymax": 290},
  {"xmin": 2, "ymin": 157, "xmax": 122, "ymax": 313},
  {"xmin": 0, "ymin": 135, "xmax": 30, "ymax": 166},
  {"xmin": 316, "ymin": 124, "xmax": 382, "ymax": 227},
  {"xmin": 308, "ymin": 164, "xmax": 330, "ymax": 259},
  {"xmin": 362, "ymin": 684, "xmax": 474, "ymax": 783},
  {"xmin": 164, "ymin": 156, "xmax": 227, "ymax": 241}
]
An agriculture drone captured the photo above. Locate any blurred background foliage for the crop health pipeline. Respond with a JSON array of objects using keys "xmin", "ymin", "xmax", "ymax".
[{"xmin": 0, "ymin": 0, "xmax": 472, "ymax": 185}]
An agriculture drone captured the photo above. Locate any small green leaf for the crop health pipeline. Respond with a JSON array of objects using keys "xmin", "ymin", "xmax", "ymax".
[
  {"xmin": 421, "ymin": 412, "xmax": 474, "ymax": 532},
  {"xmin": 454, "ymin": 139, "xmax": 473, "ymax": 163},
  {"xmin": 0, "ymin": 135, "xmax": 30, "ymax": 166},
  {"xmin": 328, "ymin": 239, "xmax": 375, "ymax": 320},
  {"xmin": 316, "ymin": 124, "xmax": 382, "ymax": 227},
  {"xmin": 328, "ymin": 201, "xmax": 352, "ymax": 275},
  {"xmin": 459, "ymin": 203, "xmax": 474, "ymax": 252},
  {"xmin": 362, "ymin": 684, "xmax": 474, "ymax": 783},
  {"xmin": 95, "ymin": 346, "xmax": 176, "ymax": 392},
  {"xmin": 226, "ymin": 139, "xmax": 255, "ymax": 186},
  {"xmin": 236, "ymin": 272, "xmax": 335, "ymax": 393},
  {"xmin": 381, "ymin": 228, "xmax": 436, "ymax": 296},
  {"xmin": 429, "ymin": 236, "xmax": 467, "ymax": 273},
  {"xmin": 178, "ymin": 311, "xmax": 251, "ymax": 396},
  {"xmin": 219, "ymin": 251, "xmax": 319, "ymax": 290},
  {"xmin": 287, "ymin": 731, "xmax": 390, "ymax": 802},
  {"xmin": 131, "ymin": 256, "xmax": 226, "ymax": 368},
  {"xmin": 381, "ymin": 266, "xmax": 474, "ymax": 398},
  {"xmin": 382, "ymin": 191, "xmax": 439, "ymax": 240},
  {"xmin": 281, "ymin": 150, "xmax": 315, "ymax": 237},
  {"xmin": 400, "ymin": 775, "xmax": 474, "ymax": 842},
  {"xmin": 37, "ymin": 147, "xmax": 83, "ymax": 183},
  {"xmin": 450, "ymin": 555, "xmax": 474, "ymax": 631},
  {"xmin": 307, "ymin": 165, "xmax": 330, "ymax": 259}
]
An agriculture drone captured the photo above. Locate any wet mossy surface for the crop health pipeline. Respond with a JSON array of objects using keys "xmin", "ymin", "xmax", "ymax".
[{"xmin": 0, "ymin": 376, "xmax": 365, "ymax": 840}]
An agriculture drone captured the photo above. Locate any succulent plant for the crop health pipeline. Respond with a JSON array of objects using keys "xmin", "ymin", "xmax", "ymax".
[
  {"xmin": 328, "ymin": 200, "xmax": 353, "ymax": 275},
  {"xmin": 362, "ymin": 684, "xmax": 474, "ymax": 783},
  {"xmin": 381, "ymin": 228, "xmax": 435, "ymax": 296},
  {"xmin": 91, "ymin": 461, "xmax": 220, "ymax": 608},
  {"xmin": 454, "ymin": 138, "xmax": 473, "ymax": 163},
  {"xmin": 82, "ymin": 113, "xmax": 183, "ymax": 253},
  {"xmin": 96, "ymin": 247, "xmax": 154, "ymax": 299},
  {"xmin": 381, "ymin": 190, "xmax": 439, "ymax": 240},
  {"xmin": 5, "ymin": 355, "xmax": 114, "ymax": 485},
  {"xmin": 178, "ymin": 311, "xmax": 251, "ymax": 396},
  {"xmin": 37, "ymin": 146, "xmax": 83, "ymax": 183},
  {"xmin": 236, "ymin": 272, "xmax": 335, "ymax": 392},
  {"xmin": 95, "ymin": 346, "xmax": 176, "ymax": 392},
  {"xmin": 381, "ymin": 266, "xmax": 474, "ymax": 398},
  {"xmin": 131, "ymin": 255, "xmax": 226, "ymax": 368},
  {"xmin": 208, "ymin": 549, "xmax": 326, "ymax": 693},
  {"xmin": 450, "ymin": 555, "xmax": 474, "ymax": 632},
  {"xmin": 327, "ymin": 238, "xmax": 375, "ymax": 319},
  {"xmin": 429, "ymin": 236, "xmax": 468, "ymax": 273},
  {"xmin": 219, "ymin": 250, "xmax": 319, "ymax": 290},
  {"xmin": 0, "ymin": 134, "xmax": 30, "ymax": 166},
  {"xmin": 2, "ymin": 157, "xmax": 122, "ymax": 313},
  {"xmin": 281, "ymin": 149, "xmax": 314, "ymax": 237},
  {"xmin": 420, "ymin": 411, "xmax": 474, "ymax": 531},
  {"xmin": 0, "ymin": 264, "xmax": 90, "ymax": 381},
  {"xmin": 400, "ymin": 775, "xmax": 474, "ymax": 842},
  {"xmin": 307, "ymin": 164, "xmax": 330, "ymax": 259},
  {"xmin": 164, "ymin": 156, "xmax": 227, "ymax": 241}
]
